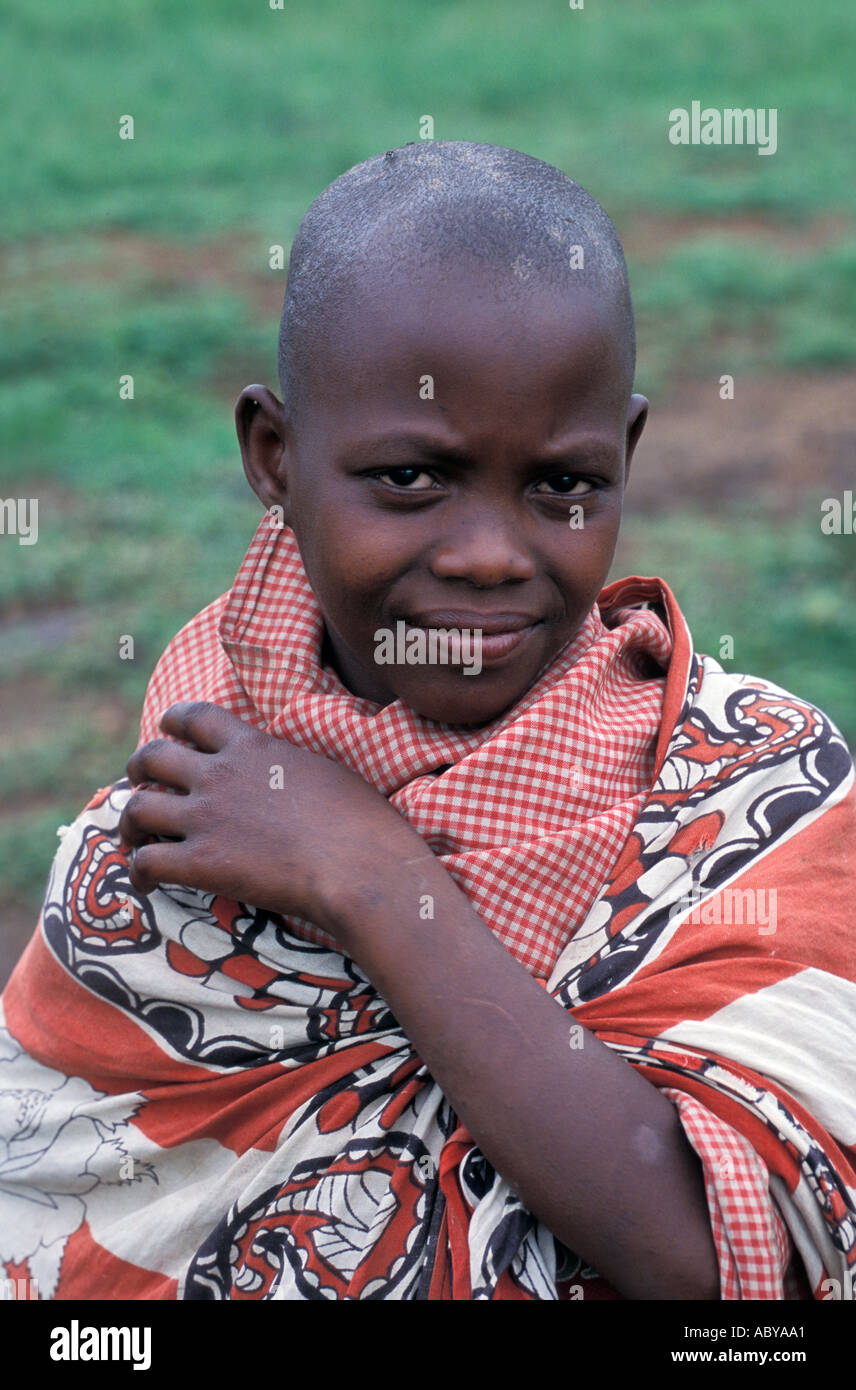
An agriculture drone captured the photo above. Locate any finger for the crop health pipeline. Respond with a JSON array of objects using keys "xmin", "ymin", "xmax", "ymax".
[
  {"xmin": 159, "ymin": 701, "xmax": 247, "ymax": 753},
  {"xmin": 127, "ymin": 738, "xmax": 200, "ymax": 791},
  {"xmin": 119, "ymin": 788, "xmax": 189, "ymax": 848},
  {"xmin": 128, "ymin": 839, "xmax": 196, "ymax": 897}
]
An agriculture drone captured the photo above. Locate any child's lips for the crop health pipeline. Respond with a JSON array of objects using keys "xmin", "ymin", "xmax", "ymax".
[
  {"xmin": 475, "ymin": 625, "xmax": 540, "ymax": 662},
  {"xmin": 402, "ymin": 611, "xmax": 542, "ymax": 666},
  {"xmin": 404, "ymin": 610, "xmax": 541, "ymax": 634}
]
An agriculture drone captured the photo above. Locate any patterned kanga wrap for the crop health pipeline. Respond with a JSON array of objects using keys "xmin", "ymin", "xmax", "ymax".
[{"xmin": 1, "ymin": 518, "xmax": 854, "ymax": 1299}]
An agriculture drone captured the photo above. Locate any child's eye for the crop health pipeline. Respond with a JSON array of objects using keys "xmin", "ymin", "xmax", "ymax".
[
  {"xmin": 372, "ymin": 467, "xmax": 438, "ymax": 490},
  {"xmin": 533, "ymin": 474, "xmax": 595, "ymax": 497}
]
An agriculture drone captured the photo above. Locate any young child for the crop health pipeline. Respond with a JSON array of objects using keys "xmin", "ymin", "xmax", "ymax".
[{"xmin": 2, "ymin": 142, "xmax": 854, "ymax": 1302}]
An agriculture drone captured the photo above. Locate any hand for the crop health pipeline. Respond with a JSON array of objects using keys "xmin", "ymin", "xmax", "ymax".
[{"xmin": 119, "ymin": 701, "xmax": 413, "ymax": 927}]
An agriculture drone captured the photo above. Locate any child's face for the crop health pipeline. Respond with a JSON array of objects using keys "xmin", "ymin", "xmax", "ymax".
[{"xmin": 240, "ymin": 264, "xmax": 647, "ymax": 726}]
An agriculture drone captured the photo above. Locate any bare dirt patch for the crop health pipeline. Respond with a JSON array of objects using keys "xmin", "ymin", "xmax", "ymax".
[
  {"xmin": 621, "ymin": 212, "xmax": 850, "ymax": 264},
  {"xmin": 10, "ymin": 212, "xmax": 850, "ymax": 319},
  {"xmin": 81, "ymin": 231, "xmax": 283, "ymax": 316},
  {"xmin": 629, "ymin": 369, "xmax": 856, "ymax": 515}
]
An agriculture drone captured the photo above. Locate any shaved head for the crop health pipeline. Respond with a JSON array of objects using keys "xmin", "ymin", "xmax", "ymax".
[{"xmin": 278, "ymin": 141, "xmax": 636, "ymax": 421}]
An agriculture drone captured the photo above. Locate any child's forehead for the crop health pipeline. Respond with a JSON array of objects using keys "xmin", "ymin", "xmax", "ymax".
[
  {"xmin": 297, "ymin": 281, "xmax": 631, "ymax": 457},
  {"xmin": 308, "ymin": 258, "xmax": 628, "ymax": 381}
]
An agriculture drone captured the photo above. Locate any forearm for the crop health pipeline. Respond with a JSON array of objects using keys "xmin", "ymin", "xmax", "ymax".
[{"xmin": 323, "ymin": 844, "xmax": 720, "ymax": 1301}]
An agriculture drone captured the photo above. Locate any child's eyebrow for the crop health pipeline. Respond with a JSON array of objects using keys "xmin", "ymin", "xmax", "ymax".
[
  {"xmin": 340, "ymin": 431, "xmax": 622, "ymax": 470},
  {"xmin": 342, "ymin": 432, "xmax": 469, "ymax": 466}
]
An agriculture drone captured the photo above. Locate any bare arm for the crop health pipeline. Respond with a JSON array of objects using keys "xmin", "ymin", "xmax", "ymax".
[
  {"xmin": 124, "ymin": 701, "xmax": 721, "ymax": 1301},
  {"xmin": 322, "ymin": 845, "xmax": 720, "ymax": 1301}
]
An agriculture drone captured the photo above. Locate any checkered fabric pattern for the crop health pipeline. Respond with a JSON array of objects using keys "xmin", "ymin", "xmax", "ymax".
[
  {"xmin": 141, "ymin": 517, "xmax": 674, "ymax": 978},
  {"xmin": 139, "ymin": 518, "xmax": 808, "ymax": 1292},
  {"xmin": 666, "ymin": 1088, "xmax": 798, "ymax": 1299},
  {"xmin": 11, "ymin": 508, "xmax": 846, "ymax": 1301}
]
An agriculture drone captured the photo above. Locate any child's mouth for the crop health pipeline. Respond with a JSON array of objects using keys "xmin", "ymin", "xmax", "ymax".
[
  {"xmin": 400, "ymin": 612, "xmax": 542, "ymax": 669},
  {"xmin": 470, "ymin": 624, "xmax": 539, "ymax": 664}
]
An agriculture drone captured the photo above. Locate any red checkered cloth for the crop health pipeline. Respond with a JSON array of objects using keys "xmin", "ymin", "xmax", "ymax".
[
  {"xmin": 9, "ymin": 516, "xmax": 848, "ymax": 1300},
  {"xmin": 140, "ymin": 516, "xmax": 675, "ymax": 979},
  {"xmin": 139, "ymin": 519, "xmax": 804, "ymax": 1297},
  {"xmin": 665, "ymin": 1088, "xmax": 802, "ymax": 1299},
  {"xmin": 138, "ymin": 518, "xmax": 808, "ymax": 1294}
]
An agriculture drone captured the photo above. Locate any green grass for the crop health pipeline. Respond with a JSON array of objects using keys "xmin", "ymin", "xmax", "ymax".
[
  {"xmin": 2, "ymin": 0, "xmax": 855, "ymax": 923},
  {"xmin": 634, "ymin": 238, "xmax": 856, "ymax": 392},
  {"xmin": 5, "ymin": 0, "xmax": 856, "ymax": 242}
]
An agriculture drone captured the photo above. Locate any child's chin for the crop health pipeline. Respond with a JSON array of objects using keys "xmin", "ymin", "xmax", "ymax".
[{"xmin": 396, "ymin": 673, "xmax": 524, "ymax": 728}]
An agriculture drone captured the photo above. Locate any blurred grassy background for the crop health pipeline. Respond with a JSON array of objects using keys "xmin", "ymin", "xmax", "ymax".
[{"xmin": 1, "ymin": 0, "xmax": 855, "ymax": 939}]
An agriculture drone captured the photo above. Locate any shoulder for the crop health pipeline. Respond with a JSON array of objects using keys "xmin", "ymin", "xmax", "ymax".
[
  {"xmin": 138, "ymin": 593, "xmax": 232, "ymax": 745},
  {"xmin": 672, "ymin": 651, "xmax": 854, "ymax": 798},
  {"xmin": 697, "ymin": 654, "xmax": 848, "ymax": 739}
]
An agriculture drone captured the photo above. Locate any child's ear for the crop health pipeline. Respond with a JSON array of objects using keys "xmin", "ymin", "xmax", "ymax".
[
  {"xmin": 235, "ymin": 384, "xmax": 293, "ymax": 519},
  {"xmin": 623, "ymin": 393, "xmax": 648, "ymax": 488}
]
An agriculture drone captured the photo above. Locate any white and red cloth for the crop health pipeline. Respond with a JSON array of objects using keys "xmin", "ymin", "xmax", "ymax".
[{"xmin": 1, "ymin": 517, "xmax": 853, "ymax": 1299}]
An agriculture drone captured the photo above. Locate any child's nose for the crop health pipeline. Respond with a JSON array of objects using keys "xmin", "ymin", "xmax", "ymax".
[{"xmin": 429, "ymin": 516, "xmax": 536, "ymax": 585}]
